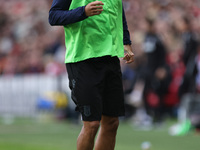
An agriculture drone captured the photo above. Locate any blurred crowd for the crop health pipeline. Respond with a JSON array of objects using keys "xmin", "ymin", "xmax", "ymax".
[
  {"xmin": 1, "ymin": 0, "xmax": 200, "ymax": 132},
  {"xmin": 122, "ymin": 0, "xmax": 200, "ymax": 132},
  {"xmin": 0, "ymin": 0, "xmax": 66, "ymax": 76}
]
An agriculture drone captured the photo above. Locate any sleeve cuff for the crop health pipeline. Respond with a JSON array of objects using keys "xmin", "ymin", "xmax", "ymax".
[{"xmin": 81, "ymin": 6, "xmax": 88, "ymax": 19}]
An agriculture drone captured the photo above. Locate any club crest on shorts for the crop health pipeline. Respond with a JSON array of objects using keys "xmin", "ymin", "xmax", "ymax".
[
  {"xmin": 83, "ymin": 106, "xmax": 91, "ymax": 117},
  {"xmin": 72, "ymin": 79, "xmax": 76, "ymax": 88}
]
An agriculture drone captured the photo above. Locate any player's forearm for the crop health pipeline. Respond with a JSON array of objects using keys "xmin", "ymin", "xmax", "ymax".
[
  {"xmin": 123, "ymin": 30, "xmax": 131, "ymax": 45},
  {"xmin": 123, "ymin": 8, "xmax": 132, "ymax": 45},
  {"xmin": 49, "ymin": 7, "xmax": 87, "ymax": 26},
  {"xmin": 48, "ymin": 0, "xmax": 87, "ymax": 26}
]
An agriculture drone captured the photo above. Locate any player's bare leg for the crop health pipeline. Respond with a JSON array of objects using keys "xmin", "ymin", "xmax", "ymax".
[
  {"xmin": 77, "ymin": 121, "xmax": 100, "ymax": 150},
  {"xmin": 95, "ymin": 116, "xmax": 119, "ymax": 150}
]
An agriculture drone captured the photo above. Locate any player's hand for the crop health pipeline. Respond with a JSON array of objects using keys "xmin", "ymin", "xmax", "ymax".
[
  {"xmin": 85, "ymin": 1, "xmax": 104, "ymax": 16},
  {"xmin": 123, "ymin": 45, "xmax": 134, "ymax": 64}
]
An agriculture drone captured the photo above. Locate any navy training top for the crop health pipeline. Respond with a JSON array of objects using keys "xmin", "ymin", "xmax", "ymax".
[{"xmin": 49, "ymin": 0, "xmax": 131, "ymax": 45}]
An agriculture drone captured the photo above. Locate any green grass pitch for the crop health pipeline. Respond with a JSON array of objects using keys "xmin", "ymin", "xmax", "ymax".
[{"xmin": 0, "ymin": 118, "xmax": 199, "ymax": 150}]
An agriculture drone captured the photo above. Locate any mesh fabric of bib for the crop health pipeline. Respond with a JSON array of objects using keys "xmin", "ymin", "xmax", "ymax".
[{"xmin": 64, "ymin": 0, "xmax": 123, "ymax": 63}]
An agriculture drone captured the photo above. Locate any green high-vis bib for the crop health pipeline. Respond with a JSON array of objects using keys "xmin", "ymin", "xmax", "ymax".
[{"xmin": 64, "ymin": 0, "xmax": 123, "ymax": 63}]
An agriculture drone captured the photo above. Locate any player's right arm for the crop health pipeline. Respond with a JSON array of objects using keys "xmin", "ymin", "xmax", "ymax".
[
  {"xmin": 49, "ymin": 0, "xmax": 104, "ymax": 26},
  {"xmin": 49, "ymin": 0, "xmax": 87, "ymax": 26}
]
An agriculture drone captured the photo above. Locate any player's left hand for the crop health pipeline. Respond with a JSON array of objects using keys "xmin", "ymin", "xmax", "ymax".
[{"xmin": 123, "ymin": 45, "xmax": 134, "ymax": 64}]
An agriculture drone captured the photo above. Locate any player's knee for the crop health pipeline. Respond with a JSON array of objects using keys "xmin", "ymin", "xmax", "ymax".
[
  {"xmin": 89, "ymin": 121, "xmax": 100, "ymax": 130},
  {"xmin": 103, "ymin": 118, "xmax": 119, "ymax": 132},
  {"xmin": 109, "ymin": 118, "xmax": 119, "ymax": 132},
  {"xmin": 84, "ymin": 121, "xmax": 100, "ymax": 136}
]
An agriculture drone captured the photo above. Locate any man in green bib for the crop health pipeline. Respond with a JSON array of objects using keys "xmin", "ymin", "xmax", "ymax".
[{"xmin": 49, "ymin": 0, "xmax": 134, "ymax": 149}]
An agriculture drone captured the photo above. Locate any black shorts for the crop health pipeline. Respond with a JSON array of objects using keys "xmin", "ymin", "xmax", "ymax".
[{"xmin": 66, "ymin": 56, "xmax": 125, "ymax": 121}]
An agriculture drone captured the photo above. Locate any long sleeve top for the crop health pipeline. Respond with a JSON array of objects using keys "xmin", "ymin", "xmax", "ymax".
[{"xmin": 49, "ymin": 0, "xmax": 131, "ymax": 45}]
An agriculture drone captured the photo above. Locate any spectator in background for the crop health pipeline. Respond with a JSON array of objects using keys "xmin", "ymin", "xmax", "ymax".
[
  {"xmin": 142, "ymin": 18, "xmax": 171, "ymax": 125},
  {"xmin": 164, "ymin": 50, "xmax": 185, "ymax": 118},
  {"xmin": 177, "ymin": 16, "xmax": 198, "ymax": 97}
]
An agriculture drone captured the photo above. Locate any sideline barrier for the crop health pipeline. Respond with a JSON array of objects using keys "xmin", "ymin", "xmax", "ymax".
[{"xmin": 0, "ymin": 74, "xmax": 72, "ymax": 117}]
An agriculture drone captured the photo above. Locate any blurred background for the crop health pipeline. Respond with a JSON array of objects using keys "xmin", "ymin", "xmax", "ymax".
[{"xmin": 0, "ymin": 0, "xmax": 200, "ymax": 150}]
